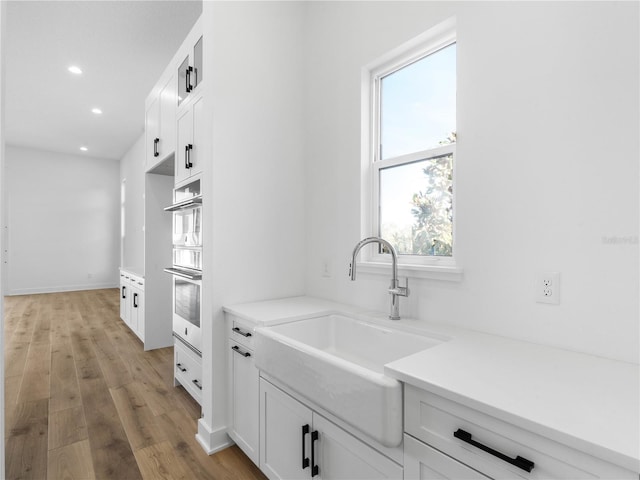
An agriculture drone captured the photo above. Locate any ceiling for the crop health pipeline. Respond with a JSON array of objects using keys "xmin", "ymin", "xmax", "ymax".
[{"xmin": 5, "ymin": 0, "xmax": 202, "ymax": 161}]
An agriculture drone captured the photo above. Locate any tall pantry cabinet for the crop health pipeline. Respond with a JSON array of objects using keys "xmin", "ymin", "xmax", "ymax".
[{"xmin": 137, "ymin": 16, "xmax": 206, "ymax": 409}]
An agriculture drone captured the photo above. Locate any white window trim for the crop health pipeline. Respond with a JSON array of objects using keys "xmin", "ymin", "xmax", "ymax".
[{"xmin": 359, "ymin": 17, "xmax": 462, "ymax": 281}]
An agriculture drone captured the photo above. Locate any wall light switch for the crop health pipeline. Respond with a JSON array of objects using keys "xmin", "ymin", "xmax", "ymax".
[{"xmin": 536, "ymin": 272, "xmax": 560, "ymax": 304}]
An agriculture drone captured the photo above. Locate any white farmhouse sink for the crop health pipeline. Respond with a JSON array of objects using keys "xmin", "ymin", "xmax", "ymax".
[{"xmin": 254, "ymin": 313, "xmax": 445, "ymax": 447}]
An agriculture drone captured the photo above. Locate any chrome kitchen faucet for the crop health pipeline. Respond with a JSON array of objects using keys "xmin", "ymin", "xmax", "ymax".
[{"xmin": 349, "ymin": 237, "xmax": 409, "ymax": 320}]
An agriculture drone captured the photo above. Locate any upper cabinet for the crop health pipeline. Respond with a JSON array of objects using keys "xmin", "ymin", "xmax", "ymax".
[
  {"xmin": 176, "ymin": 94, "xmax": 204, "ymax": 184},
  {"xmin": 178, "ymin": 35, "xmax": 204, "ymax": 107},
  {"xmin": 146, "ymin": 73, "xmax": 177, "ymax": 172},
  {"xmin": 145, "ymin": 17, "xmax": 203, "ymax": 175}
]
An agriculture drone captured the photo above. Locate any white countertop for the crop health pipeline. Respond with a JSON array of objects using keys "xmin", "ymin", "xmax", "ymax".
[
  {"xmin": 386, "ymin": 331, "xmax": 640, "ymax": 472},
  {"xmin": 120, "ymin": 266, "xmax": 144, "ymax": 278},
  {"xmin": 223, "ymin": 296, "xmax": 640, "ymax": 473}
]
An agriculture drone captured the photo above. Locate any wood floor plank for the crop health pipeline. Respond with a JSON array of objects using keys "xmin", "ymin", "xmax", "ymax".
[
  {"xmin": 90, "ymin": 328, "xmax": 133, "ymax": 388},
  {"xmin": 6, "ymin": 298, "xmax": 37, "ymax": 346},
  {"xmin": 5, "ymin": 375, "xmax": 23, "ymax": 436},
  {"xmin": 17, "ymin": 343, "xmax": 50, "ymax": 403},
  {"xmin": 5, "ymin": 398, "xmax": 49, "ymax": 480},
  {"xmin": 110, "ymin": 382, "xmax": 167, "ymax": 451},
  {"xmin": 49, "ymin": 343, "xmax": 83, "ymax": 413},
  {"xmin": 71, "ymin": 344, "xmax": 142, "ymax": 479},
  {"xmin": 134, "ymin": 440, "xmax": 193, "ymax": 480},
  {"xmin": 4, "ymin": 343, "xmax": 29, "ymax": 378},
  {"xmin": 79, "ymin": 377, "xmax": 143, "ymax": 480},
  {"xmin": 47, "ymin": 439, "xmax": 96, "ymax": 480},
  {"xmin": 47, "ymin": 406, "xmax": 87, "ymax": 450},
  {"xmin": 126, "ymin": 354, "xmax": 182, "ymax": 417}
]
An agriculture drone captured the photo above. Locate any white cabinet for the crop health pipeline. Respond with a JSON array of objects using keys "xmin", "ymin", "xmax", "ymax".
[
  {"xmin": 119, "ymin": 273, "xmax": 131, "ymax": 323},
  {"xmin": 173, "ymin": 336, "xmax": 203, "ymax": 405},
  {"xmin": 175, "ymin": 94, "xmax": 204, "ymax": 184},
  {"xmin": 404, "ymin": 385, "xmax": 637, "ymax": 480},
  {"xmin": 145, "ymin": 73, "xmax": 176, "ymax": 172},
  {"xmin": 259, "ymin": 378, "xmax": 403, "ymax": 480},
  {"xmin": 227, "ymin": 316, "xmax": 259, "ymax": 466},
  {"xmin": 119, "ymin": 269, "xmax": 145, "ymax": 342},
  {"xmin": 177, "ymin": 34, "xmax": 203, "ymax": 107},
  {"xmin": 129, "ymin": 282, "xmax": 144, "ymax": 339}
]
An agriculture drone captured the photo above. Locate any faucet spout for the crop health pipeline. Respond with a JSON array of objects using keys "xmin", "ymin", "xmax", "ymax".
[{"xmin": 349, "ymin": 236, "xmax": 408, "ymax": 320}]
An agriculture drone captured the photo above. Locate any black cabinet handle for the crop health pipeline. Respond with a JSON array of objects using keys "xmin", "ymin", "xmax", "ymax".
[
  {"xmin": 231, "ymin": 345, "xmax": 251, "ymax": 357},
  {"xmin": 232, "ymin": 327, "xmax": 252, "ymax": 338},
  {"xmin": 176, "ymin": 362, "xmax": 187, "ymax": 372},
  {"xmin": 186, "ymin": 66, "xmax": 193, "ymax": 93},
  {"xmin": 311, "ymin": 430, "xmax": 319, "ymax": 477},
  {"xmin": 121, "ymin": 286, "xmax": 126, "ymax": 299},
  {"xmin": 153, "ymin": 137, "xmax": 159, "ymax": 157},
  {"xmin": 185, "ymin": 144, "xmax": 193, "ymax": 169},
  {"xmin": 301, "ymin": 424, "xmax": 310, "ymax": 469},
  {"xmin": 192, "ymin": 379, "xmax": 202, "ymax": 390},
  {"xmin": 453, "ymin": 429, "xmax": 534, "ymax": 472},
  {"xmin": 133, "ymin": 292, "xmax": 138, "ymax": 308}
]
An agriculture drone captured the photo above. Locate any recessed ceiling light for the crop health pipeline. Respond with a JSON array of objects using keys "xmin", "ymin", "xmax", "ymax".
[
  {"xmin": 68, "ymin": 65, "xmax": 83, "ymax": 75},
  {"xmin": 91, "ymin": 108, "xmax": 103, "ymax": 115},
  {"xmin": 80, "ymin": 146, "xmax": 88, "ymax": 152}
]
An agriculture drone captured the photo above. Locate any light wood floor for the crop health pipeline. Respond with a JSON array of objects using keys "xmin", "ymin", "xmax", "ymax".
[{"xmin": 4, "ymin": 289, "xmax": 266, "ymax": 480}]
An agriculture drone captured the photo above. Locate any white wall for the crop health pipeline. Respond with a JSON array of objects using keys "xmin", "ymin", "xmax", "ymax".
[
  {"xmin": 199, "ymin": 0, "xmax": 308, "ymax": 450},
  {"xmin": 119, "ymin": 134, "xmax": 145, "ymax": 272},
  {"xmin": 5, "ymin": 146, "xmax": 121, "ymax": 294},
  {"xmin": 304, "ymin": 1, "xmax": 639, "ymax": 364}
]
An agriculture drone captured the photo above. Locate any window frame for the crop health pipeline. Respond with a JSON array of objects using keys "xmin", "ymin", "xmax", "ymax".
[{"xmin": 360, "ymin": 18, "xmax": 461, "ymax": 277}]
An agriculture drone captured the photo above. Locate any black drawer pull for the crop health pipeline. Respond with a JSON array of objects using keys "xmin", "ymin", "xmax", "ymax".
[
  {"xmin": 232, "ymin": 327, "xmax": 252, "ymax": 337},
  {"xmin": 454, "ymin": 429, "xmax": 534, "ymax": 472},
  {"xmin": 192, "ymin": 379, "xmax": 202, "ymax": 390},
  {"xmin": 311, "ymin": 430, "xmax": 319, "ymax": 477},
  {"xmin": 231, "ymin": 345, "xmax": 251, "ymax": 357},
  {"xmin": 301, "ymin": 424, "xmax": 310, "ymax": 469},
  {"xmin": 176, "ymin": 363, "xmax": 187, "ymax": 372}
]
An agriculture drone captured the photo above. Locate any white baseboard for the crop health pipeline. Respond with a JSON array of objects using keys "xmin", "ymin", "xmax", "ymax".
[
  {"xmin": 6, "ymin": 283, "xmax": 118, "ymax": 296},
  {"xmin": 196, "ymin": 418, "xmax": 233, "ymax": 455}
]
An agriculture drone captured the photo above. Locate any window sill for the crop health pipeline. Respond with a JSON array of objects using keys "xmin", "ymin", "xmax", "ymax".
[{"xmin": 356, "ymin": 261, "xmax": 463, "ymax": 282}]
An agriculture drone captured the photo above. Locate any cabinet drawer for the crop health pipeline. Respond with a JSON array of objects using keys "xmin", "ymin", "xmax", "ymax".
[
  {"xmin": 405, "ymin": 385, "xmax": 635, "ymax": 480},
  {"xmin": 174, "ymin": 338, "xmax": 203, "ymax": 404},
  {"xmin": 229, "ymin": 316, "xmax": 255, "ymax": 350},
  {"xmin": 404, "ymin": 434, "xmax": 489, "ymax": 480}
]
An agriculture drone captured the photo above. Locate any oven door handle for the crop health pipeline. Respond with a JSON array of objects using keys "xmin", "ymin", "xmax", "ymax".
[{"xmin": 163, "ymin": 267, "xmax": 202, "ymax": 281}]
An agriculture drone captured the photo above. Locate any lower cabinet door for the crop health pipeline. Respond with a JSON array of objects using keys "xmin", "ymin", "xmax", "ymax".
[
  {"xmin": 312, "ymin": 414, "xmax": 403, "ymax": 480},
  {"xmin": 404, "ymin": 434, "xmax": 489, "ymax": 480},
  {"xmin": 120, "ymin": 282, "xmax": 130, "ymax": 322},
  {"xmin": 260, "ymin": 378, "xmax": 313, "ymax": 480},
  {"xmin": 229, "ymin": 341, "xmax": 259, "ymax": 465},
  {"xmin": 260, "ymin": 378, "xmax": 403, "ymax": 480}
]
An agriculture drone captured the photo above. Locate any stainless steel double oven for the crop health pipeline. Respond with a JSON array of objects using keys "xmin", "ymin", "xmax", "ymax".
[{"xmin": 164, "ymin": 180, "xmax": 202, "ymax": 355}]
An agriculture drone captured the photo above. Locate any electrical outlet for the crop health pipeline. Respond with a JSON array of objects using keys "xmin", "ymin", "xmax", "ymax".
[{"xmin": 536, "ymin": 272, "xmax": 560, "ymax": 304}]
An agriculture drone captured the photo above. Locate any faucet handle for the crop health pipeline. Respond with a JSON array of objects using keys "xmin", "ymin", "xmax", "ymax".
[{"xmin": 389, "ymin": 277, "xmax": 410, "ymax": 297}]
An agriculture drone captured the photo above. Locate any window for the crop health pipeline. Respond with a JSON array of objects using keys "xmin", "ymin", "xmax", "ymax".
[{"xmin": 365, "ymin": 21, "xmax": 457, "ymax": 270}]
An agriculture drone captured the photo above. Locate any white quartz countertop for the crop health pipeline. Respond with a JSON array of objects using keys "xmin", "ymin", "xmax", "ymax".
[
  {"xmin": 119, "ymin": 266, "xmax": 144, "ymax": 278},
  {"xmin": 386, "ymin": 331, "xmax": 640, "ymax": 472},
  {"xmin": 223, "ymin": 296, "xmax": 640, "ymax": 472}
]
